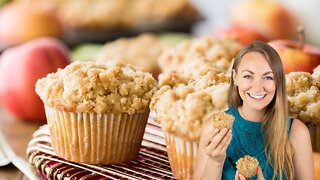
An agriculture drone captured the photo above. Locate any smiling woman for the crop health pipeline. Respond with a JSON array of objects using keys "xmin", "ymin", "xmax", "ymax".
[
  {"xmin": 234, "ymin": 51, "xmax": 276, "ymax": 117},
  {"xmin": 193, "ymin": 41, "xmax": 315, "ymax": 180}
]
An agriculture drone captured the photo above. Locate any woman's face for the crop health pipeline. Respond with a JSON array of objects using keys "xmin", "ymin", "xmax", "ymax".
[{"xmin": 233, "ymin": 51, "xmax": 276, "ymax": 111}]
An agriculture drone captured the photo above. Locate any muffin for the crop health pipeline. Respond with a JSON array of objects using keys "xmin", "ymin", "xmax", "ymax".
[
  {"xmin": 35, "ymin": 61, "xmax": 157, "ymax": 164},
  {"xmin": 286, "ymin": 72, "xmax": 320, "ymax": 125},
  {"xmin": 286, "ymin": 69, "xmax": 320, "ymax": 152},
  {"xmin": 157, "ymin": 36, "xmax": 242, "ymax": 87},
  {"xmin": 211, "ymin": 112, "xmax": 235, "ymax": 130},
  {"xmin": 236, "ymin": 155, "xmax": 259, "ymax": 178},
  {"xmin": 150, "ymin": 71, "xmax": 230, "ymax": 179},
  {"xmin": 96, "ymin": 34, "xmax": 164, "ymax": 78}
]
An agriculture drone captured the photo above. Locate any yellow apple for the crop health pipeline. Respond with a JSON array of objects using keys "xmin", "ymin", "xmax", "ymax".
[
  {"xmin": 231, "ymin": 0, "xmax": 297, "ymax": 40},
  {"xmin": 0, "ymin": 2, "xmax": 62, "ymax": 46}
]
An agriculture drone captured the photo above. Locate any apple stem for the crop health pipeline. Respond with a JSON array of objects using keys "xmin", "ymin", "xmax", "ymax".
[{"xmin": 297, "ymin": 26, "xmax": 305, "ymax": 50}]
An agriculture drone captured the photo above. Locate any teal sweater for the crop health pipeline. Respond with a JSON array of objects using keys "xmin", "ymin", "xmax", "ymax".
[{"xmin": 222, "ymin": 107, "xmax": 291, "ymax": 180}]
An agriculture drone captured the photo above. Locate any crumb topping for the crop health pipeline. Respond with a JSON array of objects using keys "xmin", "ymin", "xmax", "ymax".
[
  {"xmin": 150, "ymin": 72, "xmax": 230, "ymax": 141},
  {"xmin": 286, "ymin": 71, "xmax": 320, "ymax": 124},
  {"xmin": 36, "ymin": 61, "xmax": 157, "ymax": 114},
  {"xmin": 96, "ymin": 34, "xmax": 164, "ymax": 77}
]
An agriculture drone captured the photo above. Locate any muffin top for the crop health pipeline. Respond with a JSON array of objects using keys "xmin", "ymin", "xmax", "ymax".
[
  {"xmin": 286, "ymin": 71, "xmax": 320, "ymax": 124},
  {"xmin": 150, "ymin": 72, "xmax": 230, "ymax": 141},
  {"xmin": 96, "ymin": 34, "xmax": 164, "ymax": 77},
  {"xmin": 211, "ymin": 112, "xmax": 235, "ymax": 130},
  {"xmin": 158, "ymin": 36, "xmax": 242, "ymax": 73},
  {"xmin": 236, "ymin": 155, "xmax": 259, "ymax": 178},
  {"xmin": 36, "ymin": 61, "xmax": 158, "ymax": 114},
  {"xmin": 40, "ymin": 0, "xmax": 198, "ymax": 29},
  {"xmin": 157, "ymin": 37, "xmax": 241, "ymax": 87}
]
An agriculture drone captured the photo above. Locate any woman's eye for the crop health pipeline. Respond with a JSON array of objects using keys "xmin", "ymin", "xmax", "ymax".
[
  {"xmin": 264, "ymin": 76, "xmax": 273, "ymax": 80},
  {"xmin": 243, "ymin": 75, "xmax": 252, "ymax": 79}
]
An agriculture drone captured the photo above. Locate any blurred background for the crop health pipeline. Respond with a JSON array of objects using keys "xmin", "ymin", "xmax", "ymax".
[{"xmin": 0, "ymin": 0, "xmax": 319, "ymax": 179}]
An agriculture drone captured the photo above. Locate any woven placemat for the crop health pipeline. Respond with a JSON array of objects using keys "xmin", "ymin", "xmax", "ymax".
[{"xmin": 26, "ymin": 112, "xmax": 175, "ymax": 179}]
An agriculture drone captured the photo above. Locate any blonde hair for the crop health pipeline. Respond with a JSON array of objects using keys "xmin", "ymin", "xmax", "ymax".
[{"xmin": 228, "ymin": 41, "xmax": 294, "ymax": 180}]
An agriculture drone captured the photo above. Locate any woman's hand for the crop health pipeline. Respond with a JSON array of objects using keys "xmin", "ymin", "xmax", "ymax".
[
  {"xmin": 235, "ymin": 166, "xmax": 265, "ymax": 180},
  {"xmin": 199, "ymin": 125, "xmax": 232, "ymax": 164},
  {"xmin": 193, "ymin": 120, "xmax": 233, "ymax": 180}
]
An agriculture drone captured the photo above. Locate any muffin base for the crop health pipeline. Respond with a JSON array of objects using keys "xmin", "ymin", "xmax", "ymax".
[
  {"xmin": 164, "ymin": 132, "xmax": 198, "ymax": 180},
  {"xmin": 45, "ymin": 106, "xmax": 149, "ymax": 164}
]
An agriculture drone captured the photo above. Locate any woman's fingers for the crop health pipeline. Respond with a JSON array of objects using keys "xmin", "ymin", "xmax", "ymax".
[
  {"xmin": 218, "ymin": 130, "xmax": 232, "ymax": 152},
  {"xmin": 257, "ymin": 166, "xmax": 265, "ymax": 180},
  {"xmin": 202, "ymin": 128, "xmax": 219, "ymax": 146},
  {"xmin": 239, "ymin": 174, "xmax": 246, "ymax": 180},
  {"xmin": 235, "ymin": 170, "xmax": 239, "ymax": 180},
  {"xmin": 206, "ymin": 128, "xmax": 229, "ymax": 152},
  {"xmin": 235, "ymin": 171, "xmax": 247, "ymax": 180}
]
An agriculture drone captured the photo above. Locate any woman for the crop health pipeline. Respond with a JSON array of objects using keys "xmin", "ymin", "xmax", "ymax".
[{"xmin": 193, "ymin": 41, "xmax": 314, "ymax": 180}]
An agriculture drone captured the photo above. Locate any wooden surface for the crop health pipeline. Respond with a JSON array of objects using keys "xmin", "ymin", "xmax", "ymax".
[{"xmin": 0, "ymin": 106, "xmax": 43, "ymax": 180}]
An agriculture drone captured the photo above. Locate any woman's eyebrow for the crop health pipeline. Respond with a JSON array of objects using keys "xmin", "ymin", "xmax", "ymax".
[
  {"xmin": 241, "ymin": 70, "xmax": 254, "ymax": 74},
  {"xmin": 263, "ymin": 71, "xmax": 273, "ymax": 75},
  {"xmin": 241, "ymin": 70, "xmax": 273, "ymax": 75}
]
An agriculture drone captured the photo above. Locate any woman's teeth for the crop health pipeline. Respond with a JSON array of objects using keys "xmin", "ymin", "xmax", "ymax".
[{"xmin": 248, "ymin": 93, "xmax": 266, "ymax": 99}]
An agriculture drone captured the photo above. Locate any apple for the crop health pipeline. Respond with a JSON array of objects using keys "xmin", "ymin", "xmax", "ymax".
[
  {"xmin": 231, "ymin": 0, "xmax": 297, "ymax": 40},
  {"xmin": 268, "ymin": 27, "xmax": 320, "ymax": 74},
  {"xmin": 0, "ymin": 2, "xmax": 62, "ymax": 46},
  {"xmin": 214, "ymin": 26, "xmax": 269, "ymax": 45},
  {"xmin": 280, "ymin": 0, "xmax": 320, "ymax": 47},
  {"xmin": 0, "ymin": 37, "xmax": 70, "ymax": 123}
]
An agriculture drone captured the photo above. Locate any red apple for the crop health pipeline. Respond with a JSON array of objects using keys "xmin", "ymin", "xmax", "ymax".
[
  {"xmin": 231, "ymin": 0, "xmax": 297, "ymax": 40},
  {"xmin": 0, "ymin": 37, "xmax": 70, "ymax": 123},
  {"xmin": 268, "ymin": 27, "xmax": 320, "ymax": 74},
  {"xmin": 0, "ymin": 2, "xmax": 62, "ymax": 46},
  {"xmin": 214, "ymin": 26, "xmax": 269, "ymax": 45}
]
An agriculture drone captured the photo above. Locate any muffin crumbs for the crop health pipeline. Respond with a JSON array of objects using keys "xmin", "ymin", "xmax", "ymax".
[{"xmin": 36, "ymin": 61, "xmax": 158, "ymax": 114}]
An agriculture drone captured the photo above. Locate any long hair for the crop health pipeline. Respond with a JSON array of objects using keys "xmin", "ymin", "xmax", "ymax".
[{"xmin": 228, "ymin": 41, "xmax": 294, "ymax": 180}]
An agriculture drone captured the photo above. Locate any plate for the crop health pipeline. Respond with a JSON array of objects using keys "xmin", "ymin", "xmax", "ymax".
[{"xmin": 26, "ymin": 113, "xmax": 175, "ymax": 179}]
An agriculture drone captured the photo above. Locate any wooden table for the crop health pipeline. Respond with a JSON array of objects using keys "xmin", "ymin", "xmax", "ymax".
[{"xmin": 0, "ymin": 106, "xmax": 42, "ymax": 180}]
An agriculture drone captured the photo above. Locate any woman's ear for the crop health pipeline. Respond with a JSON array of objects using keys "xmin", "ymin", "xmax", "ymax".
[{"xmin": 232, "ymin": 69, "xmax": 237, "ymax": 85}]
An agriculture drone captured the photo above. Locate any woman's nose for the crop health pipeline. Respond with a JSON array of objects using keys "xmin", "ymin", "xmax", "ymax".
[{"xmin": 252, "ymin": 78, "xmax": 264, "ymax": 91}]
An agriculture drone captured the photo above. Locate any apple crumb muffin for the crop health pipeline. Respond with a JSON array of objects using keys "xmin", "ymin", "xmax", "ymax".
[
  {"xmin": 96, "ymin": 34, "xmax": 164, "ymax": 78},
  {"xmin": 211, "ymin": 112, "xmax": 235, "ymax": 130},
  {"xmin": 30, "ymin": 0, "xmax": 199, "ymax": 29},
  {"xmin": 150, "ymin": 71, "xmax": 230, "ymax": 179},
  {"xmin": 157, "ymin": 36, "xmax": 241, "ymax": 86},
  {"xmin": 35, "ymin": 61, "xmax": 157, "ymax": 165},
  {"xmin": 236, "ymin": 155, "xmax": 259, "ymax": 178},
  {"xmin": 36, "ymin": 61, "xmax": 157, "ymax": 115},
  {"xmin": 286, "ymin": 71, "xmax": 320, "ymax": 124},
  {"xmin": 150, "ymin": 71, "xmax": 230, "ymax": 141},
  {"xmin": 286, "ymin": 69, "xmax": 320, "ymax": 152}
]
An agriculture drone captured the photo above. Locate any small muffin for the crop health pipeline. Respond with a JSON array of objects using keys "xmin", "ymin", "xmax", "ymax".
[
  {"xmin": 236, "ymin": 155, "xmax": 259, "ymax": 178},
  {"xmin": 211, "ymin": 112, "xmax": 235, "ymax": 130},
  {"xmin": 150, "ymin": 71, "xmax": 230, "ymax": 179},
  {"xmin": 96, "ymin": 34, "xmax": 164, "ymax": 78},
  {"xmin": 36, "ymin": 61, "xmax": 157, "ymax": 165}
]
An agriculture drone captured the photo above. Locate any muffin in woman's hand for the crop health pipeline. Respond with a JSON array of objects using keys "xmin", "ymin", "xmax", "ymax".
[
  {"xmin": 35, "ymin": 61, "xmax": 157, "ymax": 165},
  {"xmin": 211, "ymin": 112, "xmax": 235, "ymax": 130},
  {"xmin": 236, "ymin": 155, "xmax": 259, "ymax": 178}
]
